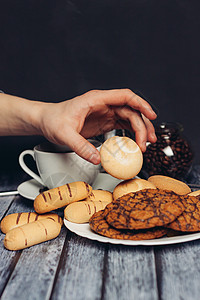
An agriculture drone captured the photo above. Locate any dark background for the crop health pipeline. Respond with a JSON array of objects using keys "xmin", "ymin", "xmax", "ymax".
[{"xmin": 0, "ymin": 0, "xmax": 200, "ymax": 173}]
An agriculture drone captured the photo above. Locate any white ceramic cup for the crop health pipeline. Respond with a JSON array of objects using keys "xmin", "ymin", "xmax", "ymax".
[{"xmin": 19, "ymin": 140, "xmax": 102, "ymax": 189}]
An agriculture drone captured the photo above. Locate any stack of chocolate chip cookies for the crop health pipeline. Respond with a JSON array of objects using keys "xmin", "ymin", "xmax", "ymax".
[{"xmin": 89, "ymin": 182, "xmax": 200, "ymax": 240}]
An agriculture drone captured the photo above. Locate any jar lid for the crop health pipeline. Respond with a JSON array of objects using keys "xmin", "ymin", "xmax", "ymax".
[{"xmin": 155, "ymin": 122, "xmax": 183, "ymax": 135}]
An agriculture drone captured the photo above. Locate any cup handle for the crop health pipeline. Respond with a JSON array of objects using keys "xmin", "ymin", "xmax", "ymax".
[{"xmin": 19, "ymin": 150, "xmax": 44, "ymax": 186}]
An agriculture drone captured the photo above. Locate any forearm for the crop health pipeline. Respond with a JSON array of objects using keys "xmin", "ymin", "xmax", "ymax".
[{"xmin": 0, "ymin": 93, "xmax": 44, "ymax": 136}]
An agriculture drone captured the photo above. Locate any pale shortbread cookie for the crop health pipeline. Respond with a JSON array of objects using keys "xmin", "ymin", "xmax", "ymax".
[
  {"xmin": 113, "ymin": 178, "xmax": 156, "ymax": 200},
  {"xmin": 100, "ymin": 136, "xmax": 143, "ymax": 180},
  {"xmin": 148, "ymin": 175, "xmax": 191, "ymax": 195}
]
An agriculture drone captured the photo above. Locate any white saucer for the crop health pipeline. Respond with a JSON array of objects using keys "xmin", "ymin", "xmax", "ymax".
[
  {"xmin": 17, "ymin": 173, "xmax": 123, "ymax": 200},
  {"xmin": 17, "ymin": 179, "xmax": 45, "ymax": 200}
]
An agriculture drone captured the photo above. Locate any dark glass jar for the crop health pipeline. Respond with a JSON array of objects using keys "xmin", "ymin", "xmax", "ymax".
[{"xmin": 142, "ymin": 122, "xmax": 193, "ymax": 180}]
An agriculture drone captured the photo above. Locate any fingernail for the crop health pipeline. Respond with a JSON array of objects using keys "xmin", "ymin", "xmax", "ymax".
[{"xmin": 89, "ymin": 152, "xmax": 100, "ymax": 165}]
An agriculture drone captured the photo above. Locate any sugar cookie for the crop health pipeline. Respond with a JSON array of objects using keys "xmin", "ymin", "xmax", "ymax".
[
  {"xmin": 100, "ymin": 136, "xmax": 143, "ymax": 180},
  {"xmin": 113, "ymin": 178, "xmax": 156, "ymax": 200}
]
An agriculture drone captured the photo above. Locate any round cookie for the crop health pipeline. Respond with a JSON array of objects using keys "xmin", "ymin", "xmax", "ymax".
[
  {"xmin": 166, "ymin": 195, "xmax": 200, "ymax": 232},
  {"xmin": 100, "ymin": 136, "xmax": 143, "ymax": 180},
  {"xmin": 104, "ymin": 189, "xmax": 186, "ymax": 230},
  {"xmin": 113, "ymin": 178, "xmax": 156, "ymax": 200},
  {"xmin": 89, "ymin": 210, "xmax": 168, "ymax": 240},
  {"xmin": 147, "ymin": 175, "xmax": 191, "ymax": 195}
]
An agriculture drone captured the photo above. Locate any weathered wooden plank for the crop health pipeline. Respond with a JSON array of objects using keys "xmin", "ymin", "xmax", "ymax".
[
  {"xmin": 0, "ymin": 227, "xmax": 67, "ymax": 300},
  {"xmin": 0, "ymin": 196, "xmax": 15, "ymax": 220},
  {"xmin": 0, "ymin": 172, "xmax": 29, "ymax": 219},
  {"xmin": 0, "ymin": 195, "xmax": 26, "ymax": 296},
  {"xmin": 2, "ymin": 195, "xmax": 34, "ymax": 214},
  {"xmin": 50, "ymin": 232, "xmax": 106, "ymax": 300},
  {"xmin": 0, "ymin": 171, "xmax": 34, "ymax": 295},
  {"xmin": 0, "ymin": 231, "xmax": 21, "ymax": 296},
  {"xmin": 0, "ymin": 192, "xmax": 65, "ymax": 299},
  {"xmin": 102, "ymin": 245, "xmax": 159, "ymax": 300},
  {"xmin": 1, "ymin": 193, "xmax": 64, "ymax": 222},
  {"xmin": 154, "ymin": 240, "xmax": 200, "ymax": 300}
]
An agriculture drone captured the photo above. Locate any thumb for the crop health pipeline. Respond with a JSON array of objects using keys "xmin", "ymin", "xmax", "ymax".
[{"xmin": 64, "ymin": 130, "xmax": 101, "ymax": 165}]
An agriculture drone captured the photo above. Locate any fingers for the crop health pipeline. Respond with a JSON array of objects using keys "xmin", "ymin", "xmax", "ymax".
[
  {"xmin": 85, "ymin": 89, "xmax": 157, "ymax": 121},
  {"xmin": 40, "ymin": 89, "xmax": 157, "ymax": 163},
  {"xmin": 114, "ymin": 106, "xmax": 157, "ymax": 152},
  {"xmin": 114, "ymin": 106, "xmax": 147, "ymax": 152},
  {"xmin": 59, "ymin": 129, "xmax": 101, "ymax": 165},
  {"xmin": 142, "ymin": 115, "xmax": 157, "ymax": 144}
]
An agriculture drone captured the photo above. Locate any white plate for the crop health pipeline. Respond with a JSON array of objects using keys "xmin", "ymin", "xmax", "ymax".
[
  {"xmin": 64, "ymin": 219, "xmax": 200, "ymax": 246},
  {"xmin": 64, "ymin": 173, "xmax": 200, "ymax": 245},
  {"xmin": 17, "ymin": 173, "xmax": 123, "ymax": 200}
]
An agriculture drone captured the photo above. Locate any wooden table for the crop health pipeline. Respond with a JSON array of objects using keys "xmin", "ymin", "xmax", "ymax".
[{"xmin": 1, "ymin": 167, "xmax": 200, "ymax": 300}]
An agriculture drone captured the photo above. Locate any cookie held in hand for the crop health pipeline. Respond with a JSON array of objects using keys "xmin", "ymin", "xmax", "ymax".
[{"xmin": 100, "ymin": 136, "xmax": 143, "ymax": 180}]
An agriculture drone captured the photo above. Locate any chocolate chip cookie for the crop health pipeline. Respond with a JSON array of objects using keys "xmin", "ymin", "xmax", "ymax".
[
  {"xmin": 166, "ymin": 195, "xmax": 200, "ymax": 232},
  {"xmin": 89, "ymin": 210, "xmax": 168, "ymax": 240},
  {"xmin": 104, "ymin": 189, "xmax": 186, "ymax": 230}
]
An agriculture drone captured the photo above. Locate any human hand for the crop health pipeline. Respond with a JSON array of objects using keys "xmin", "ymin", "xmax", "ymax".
[{"xmin": 37, "ymin": 89, "xmax": 157, "ymax": 164}]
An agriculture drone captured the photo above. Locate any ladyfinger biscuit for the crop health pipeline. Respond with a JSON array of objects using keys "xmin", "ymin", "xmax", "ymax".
[
  {"xmin": 86, "ymin": 189, "xmax": 113, "ymax": 202},
  {"xmin": 64, "ymin": 199, "xmax": 112, "ymax": 223},
  {"xmin": 148, "ymin": 175, "xmax": 191, "ymax": 195},
  {"xmin": 4, "ymin": 218, "xmax": 61, "ymax": 251},
  {"xmin": 1, "ymin": 212, "xmax": 63, "ymax": 234},
  {"xmin": 113, "ymin": 178, "xmax": 156, "ymax": 201},
  {"xmin": 34, "ymin": 181, "xmax": 92, "ymax": 214}
]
